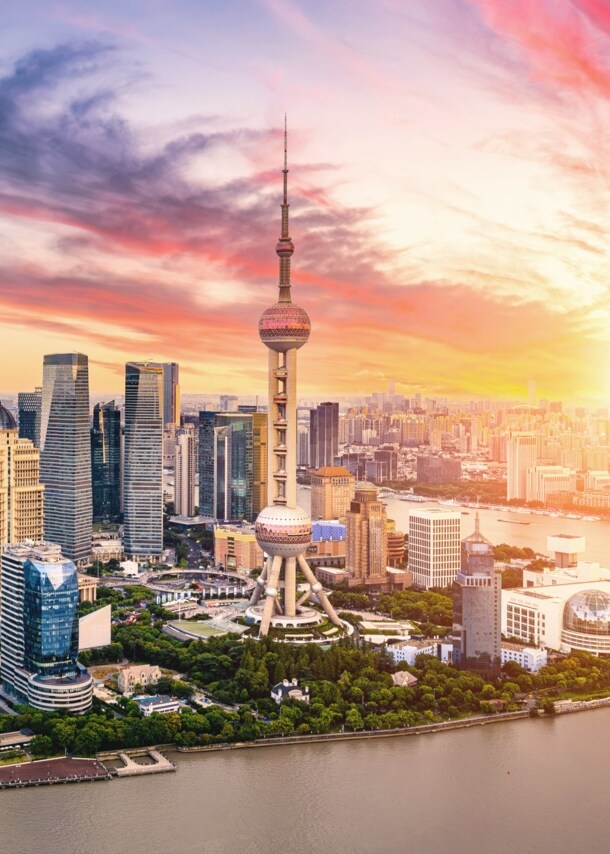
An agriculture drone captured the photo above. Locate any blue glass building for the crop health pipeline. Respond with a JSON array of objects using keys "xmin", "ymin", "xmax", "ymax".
[{"xmin": 23, "ymin": 558, "xmax": 80, "ymax": 678}]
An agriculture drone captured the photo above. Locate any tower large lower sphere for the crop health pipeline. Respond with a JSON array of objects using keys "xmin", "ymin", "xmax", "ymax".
[{"xmin": 246, "ymin": 123, "xmax": 348, "ymax": 642}]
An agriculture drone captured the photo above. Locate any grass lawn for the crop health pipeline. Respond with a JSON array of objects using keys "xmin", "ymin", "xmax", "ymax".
[{"xmin": 170, "ymin": 621, "xmax": 226, "ymax": 637}]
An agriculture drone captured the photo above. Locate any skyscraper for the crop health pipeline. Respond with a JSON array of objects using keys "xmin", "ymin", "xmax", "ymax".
[
  {"xmin": 0, "ymin": 541, "xmax": 92, "ymax": 711},
  {"xmin": 91, "ymin": 401, "xmax": 121, "ymax": 523},
  {"xmin": 247, "ymin": 123, "xmax": 343, "ymax": 639},
  {"xmin": 123, "ymin": 362, "xmax": 163, "ymax": 559},
  {"xmin": 507, "ymin": 432, "xmax": 537, "ymax": 501},
  {"xmin": 162, "ymin": 362, "xmax": 180, "ymax": 428},
  {"xmin": 309, "ymin": 402, "xmax": 339, "ymax": 469},
  {"xmin": 452, "ymin": 514, "xmax": 501, "ymax": 677},
  {"xmin": 346, "ymin": 482, "xmax": 388, "ymax": 587},
  {"xmin": 40, "ymin": 353, "xmax": 92, "ymax": 564},
  {"xmin": 0, "ymin": 403, "xmax": 44, "ymax": 548},
  {"xmin": 198, "ymin": 412, "xmax": 264, "ymax": 522},
  {"xmin": 408, "ymin": 508, "xmax": 461, "ymax": 589},
  {"xmin": 175, "ymin": 427, "xmax": 196, "ymax": 518},
  {"xmin": 18, "ymin": 388, "xmax": 42, "ymax": 448}
]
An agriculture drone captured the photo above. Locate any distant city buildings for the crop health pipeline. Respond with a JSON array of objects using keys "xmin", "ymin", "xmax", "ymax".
[
  {"xmin": 408, "ymin": 508, "xmax": 461, "ymax": 589},
  {"xmin": 123, "ymin": 362, "xmax": 164, "ymax": 560},
  {"xmin": 417, "ymin": 454, "xmax": 462, "ymax": 484},
  {"xmin": 91, "ymin": 401, "xmax": 121, "ymax": 523},
  {"xmin": 0, "ymin": 541, "xmax": 92, "ymax": 712},
  {"xmin": 40, "ymin": 353, "xmax": 92, "ymax": 565}
]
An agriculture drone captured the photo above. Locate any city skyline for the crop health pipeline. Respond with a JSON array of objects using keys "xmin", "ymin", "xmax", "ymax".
[{"xmin": 1, "ymin": 2, "xmax": 610, "ymax": 403}]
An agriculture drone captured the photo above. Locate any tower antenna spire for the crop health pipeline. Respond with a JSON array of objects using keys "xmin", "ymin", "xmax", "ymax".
[{"xmin": 277, "ymin": 115, "xmax": 294, "ymax": 301}]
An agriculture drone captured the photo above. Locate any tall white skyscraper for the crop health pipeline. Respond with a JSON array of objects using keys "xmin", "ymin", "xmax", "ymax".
[
  {"xmin": 123, "ymin": 362, "xmax": 163, "ymax": 559},
  {"xmin": 40, "ymin": 353, "xmax": 92, "ymax": 564},
  {"xmin": 408, "ymin": 508, "xmax": 461, "ymax": 589},
  {"xmin": 175, "ymin": 427, "xmax": 196, "ymax": 518},
  {"xmin": 507, "ymin": 432, "xmax": 538, "ymax": 500}
]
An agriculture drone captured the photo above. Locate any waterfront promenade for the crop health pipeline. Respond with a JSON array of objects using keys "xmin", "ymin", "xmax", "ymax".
[{"xmin": 0, "ymin": 757, "xmax": 110, "ymax": 789}]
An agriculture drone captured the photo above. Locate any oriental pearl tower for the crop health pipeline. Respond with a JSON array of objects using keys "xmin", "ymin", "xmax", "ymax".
[{"xmin": 247, "ymin": 121, "xmax": 345, "ymax": 639}]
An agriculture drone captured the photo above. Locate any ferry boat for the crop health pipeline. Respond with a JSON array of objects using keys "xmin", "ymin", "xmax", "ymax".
[{"xmin": 498, "ymin": 518, "xmax": 530, "ymax": 526}]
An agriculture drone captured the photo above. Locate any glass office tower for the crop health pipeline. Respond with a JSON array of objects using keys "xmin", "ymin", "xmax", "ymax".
[
  {"xmin": 198, "ymin": 412, "xmax": 255, "ymax": 522},
  {"xmin": 18, "ymin": 388, "xmax": 42, "ymax": 448},
  {"xmin": 40, "ymin": 353, "xmax": 92, "ymax": 564},
  {"xmin": 91, "ymin": 400, "xmax": 121, "ymax": 522},
  {"xmin": 123, "ymin": 363, "xmax": 163, "ymax": 558}
]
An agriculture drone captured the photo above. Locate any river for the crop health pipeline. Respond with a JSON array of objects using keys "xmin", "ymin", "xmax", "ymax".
[
  {"xmin": 298, "ymin": 487, "xmax": 610, "ymax": 565},
  {"xmin": 3, "ymin": 710, "xmax": 610, "ymax": 853}
]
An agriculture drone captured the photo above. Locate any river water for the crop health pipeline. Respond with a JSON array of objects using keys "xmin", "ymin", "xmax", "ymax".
[
  {"xmin": 298, "ymin": 487, "xmax": 610, "ymax": 566},
  {"xmin": 3, "ymin": 710, "xmax": 610, "ymax": 854}
]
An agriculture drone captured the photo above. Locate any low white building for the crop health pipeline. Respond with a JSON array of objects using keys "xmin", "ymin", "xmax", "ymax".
[
  {"xmin": 135, "ymin": 694, "xmax": 181, "ymax": 716},
  {"xmin": 501, "ymin": 642, "xmax": 547, "ymax": 672},
  {"xmin": 78, "ymin": 605, "xmax": 112, "ymax": 651},
  {"xmin": 120, "ymin": 560, "xmax": 140, "ymax": 578},
  {"xmin": 387, "ymin": 639, "xmax": 453, "ymax": 666}
]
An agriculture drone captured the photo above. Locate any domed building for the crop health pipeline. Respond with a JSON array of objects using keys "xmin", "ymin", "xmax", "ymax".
[
  {"xmin": 0, "ymin": 402, "xmax": 17, "ymax": 431},
  {"xmin": 561, "ymin": 589, "xmax": 610, "ymax": 655}
]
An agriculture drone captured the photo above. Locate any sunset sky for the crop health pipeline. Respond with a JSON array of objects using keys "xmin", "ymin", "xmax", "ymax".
[{"xmin": 1, "ymin": 0, "xmax": 610, "ymax": 402}]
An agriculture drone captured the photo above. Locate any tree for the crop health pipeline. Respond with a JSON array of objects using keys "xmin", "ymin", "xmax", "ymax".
[
  {"xmin": 345, "ymin": 708, "xmax": 364, "ymax": 731},
  {"xmin": 30, "ymin": 734, "xmax": 54, "ymax": 756}
]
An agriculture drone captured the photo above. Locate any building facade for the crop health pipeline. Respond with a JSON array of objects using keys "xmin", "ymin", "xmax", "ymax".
[
  {"xmin": 214, "ymin": 524, "xmax": 264, "ymax": 571},
  {"xmin": 91, "ymin": 400, "xmax": 121, "ymax": 523},
  {"xmin": 0, "ymin": 404, "xmax": 44, "ymax": 549},
  {"xmin": 18, "ymin": 388, "xmax": 41, "ymax": 448},
  {"xmin": 309, "ymin": 402, "xmax": 339, "ymax": 470},
  {"xmin": 198, "ymin": 412, "xmax": 260, "ymax": 522},
  {"xmin": 40, "ymin": 353, "xmax": 92, "ymax": 564},
  {"xmin": 408, "ymin": 508, "xmax": 461, "ymax": 589},
  {"xmin": 507, "ymin": 432, "xmax": 537, "ymax": 501},
  {"xmin": 162, "ymin": 362, "xmax": 180, "ymax": 428},
  {"xmin": 346, "ymin": 482, "xmax": 388, "ymax": 586},
  {"xmin": 310, "ymin": 466, "xmax": 355, "ymax": 521},
  {"xmin": 175, "ymin": 427, "xmax": 197, "ymax": 518},
  {"xmin": 123, "ymin": 362, "xmax": 164, "ymax": 559},
  {"xmin": 0, "ymin": 542, "xmax": 92, "ymax": 712},
  {"xmin": 416, "ymin": 454, "xmax": 462, "ymax": 484},
  {"xmin": 526, "ymin": 465, "xmax": 576, "ymax": 504}
]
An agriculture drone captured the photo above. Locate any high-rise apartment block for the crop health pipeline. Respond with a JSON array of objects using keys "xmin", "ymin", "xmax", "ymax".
[
  {"xmin": 123, "ymin": 362, "xmax": 163, "ymax": 559},
  {"xmin": 311, "ymin": 466, "xmax": 355, "ymax": 521},
  {"xmin": 40, "ymin": 353, "xmax": 92, "ymax": 564},
  {"xmin": 162, "ymin": 362, "xmax": 180, "ymax": 428},
  {"xmin": 346, "ymin": 482, "xmax": 388, "ymax": 586},
  {"xmin": 452, "ymin": 515, "xmax": 501, "ymax": 676},
  {"xmin": 91, "ymin": 401, "xmax": 121, "ymax": 523},
  {"xmin": 506, "ymin": 432, "xmax": 537, "ymax": 501},
  {"xmin": 309, "ymin": 402, "xmax": 339, "ymax": 469},
  {"xmin": 408, "ymin": 508, "xmax": 461, "ymax": 589},
  {"xmin": 18, "ymin": 388, "xmax": 41, "ymax": 448},
  {"xmin": 0, "ymin": 404, "xmax": 44, "ymax": 549},
  {"xmin": 0, "ymin": 541, "xmax": 92, "ymax": 712},
  {"xmin": 175, "ymin": 427, "xmax": 197, "ymax": 518}
]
